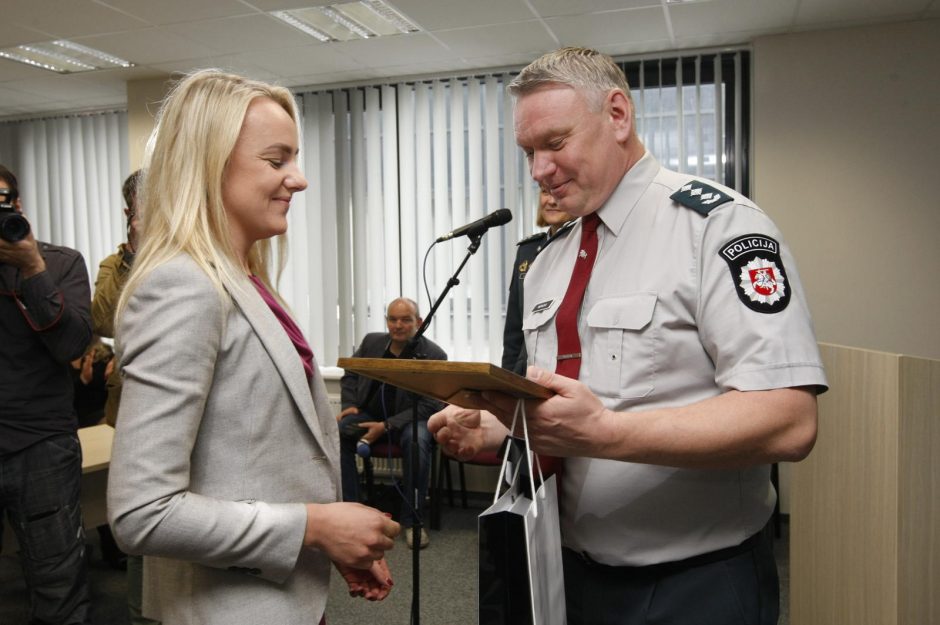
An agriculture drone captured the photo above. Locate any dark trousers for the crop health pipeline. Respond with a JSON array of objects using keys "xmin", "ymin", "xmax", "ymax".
[
  {"xmin": 562, "ymin": 527, "xmax": 779, "ymax": 625},
  {"xmin": 339, "ymin": 413, "xmax": 433, "ymax": 528},
  {"xmin": 0, "ymin": 434, "xmax": 91, "ymax": 625}
]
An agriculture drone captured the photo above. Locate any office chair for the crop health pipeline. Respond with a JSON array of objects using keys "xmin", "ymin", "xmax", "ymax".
[{"xmin": 361, "ymin": 440, "xmax": 442, "ymax": 531}]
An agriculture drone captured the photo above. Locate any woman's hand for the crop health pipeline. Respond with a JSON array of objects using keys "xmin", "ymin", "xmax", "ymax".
[
  {"xmin": 335, "ymin": 558, "xmax": 393, "ymax": 601},
  {"xmin": 304, "ymin": 502, "xmax": 400, "ymax": 570}
]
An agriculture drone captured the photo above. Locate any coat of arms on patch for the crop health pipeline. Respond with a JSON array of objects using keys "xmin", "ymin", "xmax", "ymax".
[{"xmin": 719, "ymin": 234, "xmax": 791, "ymax": 313}]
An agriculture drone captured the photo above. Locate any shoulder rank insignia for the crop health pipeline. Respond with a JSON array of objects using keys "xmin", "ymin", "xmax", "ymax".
[
  {"xmin": 670, "ymin": 181, "xmax": 732, "ymax": 216},
  {"xmin": 517, "ymin": 232, "xmax": 545, "ymax": 246},
  {"xmin": 719, "ymin": 233, "xmax": 791, "ymax": 314}
]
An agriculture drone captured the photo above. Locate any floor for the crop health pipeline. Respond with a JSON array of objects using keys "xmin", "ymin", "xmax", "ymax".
[{"xmin": 0, "ymin": 501, "xmax": 792, "ymax": 625}]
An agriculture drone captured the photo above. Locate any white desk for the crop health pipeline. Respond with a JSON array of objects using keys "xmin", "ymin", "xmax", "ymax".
[{"xmin": 2, "ymin": 425, "xmax": 114, "ymax": 553}]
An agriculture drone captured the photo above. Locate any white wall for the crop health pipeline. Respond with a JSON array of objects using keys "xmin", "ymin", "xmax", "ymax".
[
  {"xmin": 753, "ymin": 19, "xmax": 940, "ymax": 513},
  {"xmin": 753, "ymin": 19, "xmax": 940, "ymax": 362}
]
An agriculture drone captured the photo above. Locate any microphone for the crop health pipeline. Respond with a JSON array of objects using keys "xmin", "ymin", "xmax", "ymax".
[{"xmin": 435, "ymin": 208, "xmax": 512, "ymax": 243}]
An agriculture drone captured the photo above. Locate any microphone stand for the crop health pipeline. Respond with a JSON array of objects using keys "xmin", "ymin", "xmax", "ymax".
[{"xmin": 399, "ymin": 233, "xmax": 484, "ymax": 625}]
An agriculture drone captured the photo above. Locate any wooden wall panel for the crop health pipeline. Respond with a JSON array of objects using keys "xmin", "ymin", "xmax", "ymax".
[{"xmin": 791, "ymin": 344, "xmax": 939, "ymax": 625}]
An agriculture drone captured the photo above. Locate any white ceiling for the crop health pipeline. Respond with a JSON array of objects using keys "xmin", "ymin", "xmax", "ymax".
[{"xmin": 1, "ymin": 0, "xmax": 937, "ymax": 119}]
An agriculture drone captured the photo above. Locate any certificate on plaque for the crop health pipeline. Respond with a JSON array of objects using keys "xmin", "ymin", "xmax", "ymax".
[{"xmin": 336, "ymin": 359, "xmax": 553, "ymax": 409}]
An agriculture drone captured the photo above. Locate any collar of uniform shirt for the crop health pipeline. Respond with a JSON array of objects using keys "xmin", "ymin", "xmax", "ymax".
[{"xmin": 592, "ymin": 151, "xmax": 660, "ymax": 238}]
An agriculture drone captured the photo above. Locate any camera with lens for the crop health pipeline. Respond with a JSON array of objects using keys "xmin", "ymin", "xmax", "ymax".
[{"xmin": 0, "ymin": 187, "xmax": 30, "ymax": 242}]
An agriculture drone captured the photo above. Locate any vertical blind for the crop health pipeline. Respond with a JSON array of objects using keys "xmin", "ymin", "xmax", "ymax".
[
  {"xmin": 294, "ymin": 50, "xmax": 750, "ymax": 367},
  {"xmin": 292, "ymin": 76, "xmax": 520, "ymax": 367},
  {"xmin": 0, "ymin": 112, "xmax": 128, "ymax": 280}
]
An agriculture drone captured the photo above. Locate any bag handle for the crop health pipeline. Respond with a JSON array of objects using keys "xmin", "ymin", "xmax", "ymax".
[{"xmin": 491, "ymin": 399, "xmax": 545, "ymax": 518}]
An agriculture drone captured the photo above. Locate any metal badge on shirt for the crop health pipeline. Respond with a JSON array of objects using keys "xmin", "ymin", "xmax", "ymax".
[{"xmin": 719, "ymin": 234, "xmax": 791, "ymax": 313}]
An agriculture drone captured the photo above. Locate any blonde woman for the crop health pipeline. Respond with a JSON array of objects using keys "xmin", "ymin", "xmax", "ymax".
[{"xmin": 107, "ymin": 70, "xmax": 399, "ymax": 625}]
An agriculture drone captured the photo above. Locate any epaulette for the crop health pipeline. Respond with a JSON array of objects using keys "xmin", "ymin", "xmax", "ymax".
[
  {"xmin": 547, "ymin": 219, "xmax": 577, "ymax": 243},
  {"xmin": 516, "ymin": 231, "xmax": 547, "ymax": 246},
  {"xmin": 670, "ymin": 181, "xmax": 733, "ymax": 216}
]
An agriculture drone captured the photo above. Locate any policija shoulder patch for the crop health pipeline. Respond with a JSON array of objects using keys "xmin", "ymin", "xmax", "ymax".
[{"xmin": 719, "ymin": 234, "xmax": 791, "ymax": 313}]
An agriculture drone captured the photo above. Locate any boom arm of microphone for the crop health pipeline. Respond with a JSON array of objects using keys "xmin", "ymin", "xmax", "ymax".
[{"xmin": 435, "ymin": 208, "xmax": 512, "ymax": 243}]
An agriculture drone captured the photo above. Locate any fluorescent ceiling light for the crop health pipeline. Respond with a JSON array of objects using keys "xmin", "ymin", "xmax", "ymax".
[
  {"xmin": 271, "ymin": 0, "xmax": 420, "ymax": 43},
  {"xmin": 0, "ymin": 40, "xmax": 133, "ymax": 74}
]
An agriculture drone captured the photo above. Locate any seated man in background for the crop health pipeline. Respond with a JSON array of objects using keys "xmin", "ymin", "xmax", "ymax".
[{"xmin": 338, "ymin": 297, "xmax": 447, "ymax": 549}]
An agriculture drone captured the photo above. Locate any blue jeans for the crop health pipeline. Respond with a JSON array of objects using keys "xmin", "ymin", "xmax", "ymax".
[
  {"xmin": 339, "ymin": 414, "xmax": 434, "ymax": 528},
  {"xmin": 0, "ymin": 434, "xmax": 91, "ymax": 625}
]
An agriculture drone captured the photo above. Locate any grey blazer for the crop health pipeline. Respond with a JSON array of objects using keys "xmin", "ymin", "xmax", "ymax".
[{"xmin": 107, "ymin": 254, "xmax": 341, "ymax": 625}]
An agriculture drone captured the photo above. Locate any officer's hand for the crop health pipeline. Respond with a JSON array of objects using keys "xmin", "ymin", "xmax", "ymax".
[
  {"xmin": 480, "ymin": 366, "xmax": 609, "ymax": 458},
  {"xmin": 429, "ymin": 404, "xmax": 486, "ymax": 461}
]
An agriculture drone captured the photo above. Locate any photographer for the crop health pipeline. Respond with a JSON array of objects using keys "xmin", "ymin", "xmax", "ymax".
[
  {"xmin": 0, "ymin": 163, "xmax": 93, "ymax": 624},
  {"xmin": 92, "ymin": 169, "xmax": 140, "ymax": 426}
]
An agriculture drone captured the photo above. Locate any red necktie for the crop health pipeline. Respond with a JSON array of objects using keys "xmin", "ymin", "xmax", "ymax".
[
  {"xmin": 555, "ymin": 213, "xmax": 600, "ymax": 379},
  {"xmin": 537, "ymin": 213, "xmax": 599, "ymax": 481}
]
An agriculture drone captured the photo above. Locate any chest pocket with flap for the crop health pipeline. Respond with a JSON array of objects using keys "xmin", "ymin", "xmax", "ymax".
[
  {"xmin": 586, "ymin": 293, "xmax": 658, "ymax": 400},
  {"xmin": 521, "ymin": 297, "xmax": 563, "ymax": 371}
]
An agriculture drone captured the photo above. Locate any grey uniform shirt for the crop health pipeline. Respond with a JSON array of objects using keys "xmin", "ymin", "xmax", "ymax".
[{"xmin": 521, "ymin": 153, "xmax": 828, "ymax": 566}]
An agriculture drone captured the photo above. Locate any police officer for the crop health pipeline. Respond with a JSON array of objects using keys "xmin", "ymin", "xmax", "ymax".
[
  {"xmin": 430, "ymin": 48, "xmax": 828, "ymax": 625},
  {"xmin": 502, "ymin": 187, "xmax": 575, "ymax": 374}
]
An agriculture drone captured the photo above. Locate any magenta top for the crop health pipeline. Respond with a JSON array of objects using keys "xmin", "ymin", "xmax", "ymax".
[{"xmin": 249, "ymin": 275, "xmax": 314, "ymax": 381}]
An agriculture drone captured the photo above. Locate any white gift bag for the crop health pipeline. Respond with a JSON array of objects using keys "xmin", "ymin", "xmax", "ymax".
[{"xmin": 478, "ymin": 401, "xmax": 566, "ymax": 625}]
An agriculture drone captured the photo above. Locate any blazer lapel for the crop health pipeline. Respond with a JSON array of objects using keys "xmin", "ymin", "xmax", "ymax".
[{"xmin": 225, "ymin": 275, "xmax": 335, "ymax": 468}]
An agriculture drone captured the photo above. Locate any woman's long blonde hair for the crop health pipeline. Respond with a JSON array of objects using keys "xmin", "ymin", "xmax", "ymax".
[{"xmin": 116, "ymin": 69, "xmax": 299, "ymax": 322}]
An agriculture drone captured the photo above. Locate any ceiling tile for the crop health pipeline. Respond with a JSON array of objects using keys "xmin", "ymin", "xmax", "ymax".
[
  {"xmin": 795, "ymin": 0, "xmax": 929, "ymax": 26},
  {"xmin": 390, "ymin": 0, "xmax": 532, "ymax": 31},
  {"xmin": 528, "ymin": 0, "xmax": 660, "ymax": 19},
  {"xmin": 596, "ymin": 39, "xmax": 676, "ymax": 59},
  {"xmin": 150, "ymin": 56, "xmax": 280, "ymax": 83},
  {"xmin": 227, "ymin": 44, "xmax": 365, "ymax": 79},
  {"xmin": 4, "ymin": 0, "xmax": 146, "ymax": 40},
  {"xmin": 4, "ymin": 75, "xmax": 114, "ymax": 100},
  {"xmin": 328, "ymin": 33, "xmax": 458, "ymax": 68},
  {"xmin": 432, "ymin": 21, "xmax": 558, "ymax": 58},
  {"xmin": 671, "ymin": 28, "xmax": 777, "ymax": 51},
  {"xmin": 0, "ymin": 58, "xmax": 56, "ymax": 82},
  {"xmin": 668, "ymin": 0, "xmax": 798, "ymax": 38},
  {"xmin": 75, "ymin": 28, "xmax": 219, "ymax": 64},
  {"xmin": 238, "ymin": 0, "xmax": 335, "ymax": 10},
  {"xmin": 97, "ymin": 0, "xmax": 257, "ymax": 26},
  {"xmin": 76, "ymin": 65, "xmax": 172, "ymax": 85},
  {"xmin": 166, "ymin": 14, "xmax": 314, "ymax": 55},
  {"xmin": 0, "ymin": 21, "xmax": 56, "ymax": 48},
  {"xmin": 544, "ymin": 7, "xmax": 670, "ymax": 49}
]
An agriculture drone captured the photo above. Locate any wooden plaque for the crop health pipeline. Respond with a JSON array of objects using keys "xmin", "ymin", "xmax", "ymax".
[{"xmin": 336, "ymin": 358, "xmax": 553, "ymax": 409}]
